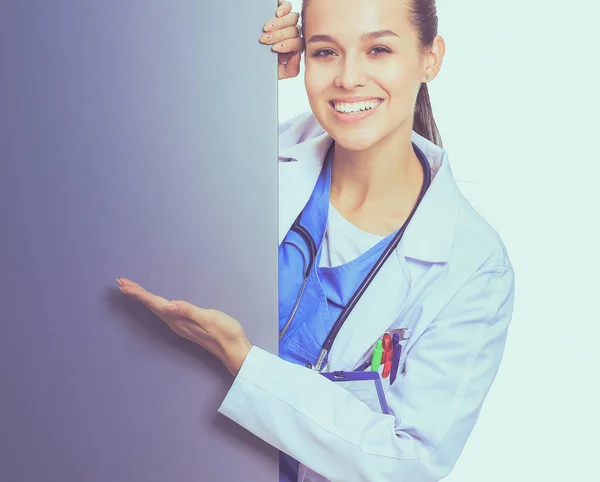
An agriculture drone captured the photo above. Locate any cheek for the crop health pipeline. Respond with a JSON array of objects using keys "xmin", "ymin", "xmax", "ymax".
[
  {"xmin": 304, "ymin": 64, "xmax": 328, "ymax": 96},
  {"xmin": 304, "ymin": 69, "xmax": 332, "ymax": 113},
  {"xmin": 377, "ymin": 64, "xmax": 420, "ymax": 109}
]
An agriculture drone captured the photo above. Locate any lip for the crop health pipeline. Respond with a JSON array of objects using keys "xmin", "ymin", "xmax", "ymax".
[
  {"xmin": 328, "ymin": 98, "xmax": 384, "ymax": 125},
  {"xmin": 330, "ymin": 96, "xmax": 384, "ymax": 103}
]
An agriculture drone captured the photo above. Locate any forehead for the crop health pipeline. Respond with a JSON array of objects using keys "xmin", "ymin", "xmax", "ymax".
[{"xmin": 303, "ymin": 0, "xmax": 413, "ymax": 38}]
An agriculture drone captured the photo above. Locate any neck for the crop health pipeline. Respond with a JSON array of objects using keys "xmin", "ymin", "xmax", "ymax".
[{"xmin": 330, "ymin": 124, "xmax": 423, "ymax": 214}]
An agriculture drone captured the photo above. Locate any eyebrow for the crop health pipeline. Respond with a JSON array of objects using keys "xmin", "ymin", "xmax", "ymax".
[{"xmin": 307, "ymin": 30, "xmax": 399, "ymax": 44}]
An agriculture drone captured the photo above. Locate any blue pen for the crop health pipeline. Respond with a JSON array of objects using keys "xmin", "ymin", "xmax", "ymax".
[{"xmin": 390, "ymin": 333, "xmax": 401, "ymax": 385}]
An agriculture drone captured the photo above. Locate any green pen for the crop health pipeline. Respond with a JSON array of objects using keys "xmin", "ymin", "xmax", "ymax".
[{"xmin": 370, "ymin": 339, "xmax": 384, "ymax": 371}]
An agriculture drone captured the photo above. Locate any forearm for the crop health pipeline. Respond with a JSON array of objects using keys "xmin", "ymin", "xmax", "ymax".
[{"xmin": 218, "ymin": 346, "xmax": 441, "ymax": 482}]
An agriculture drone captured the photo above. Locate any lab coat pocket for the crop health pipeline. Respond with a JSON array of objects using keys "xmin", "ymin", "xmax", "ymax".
[
  {"xmin": 353, "ymin": 328, "xmax": 411, "ymax": 394},
  {"xmin": 377, "ymin": 363, "xmax": 392, "ymax": 394}
]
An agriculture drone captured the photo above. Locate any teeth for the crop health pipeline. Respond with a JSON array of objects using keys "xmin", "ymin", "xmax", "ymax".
[{"xmin": 333, "ymin": 100, "xmax": 381, "ymax": 113}]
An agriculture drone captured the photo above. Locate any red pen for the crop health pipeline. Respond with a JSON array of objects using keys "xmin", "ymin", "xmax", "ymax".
[{"xmin": 382, "ymin": 333, "xmax": 393, "ymax": 378}]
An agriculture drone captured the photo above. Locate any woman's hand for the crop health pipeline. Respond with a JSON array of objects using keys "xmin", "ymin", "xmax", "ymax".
[
  {"xmin": 116, "ymin": 278, "xmax": 252, "ymax": 377},
  {"xmin": 260, "ymin": 0, "xmax": 304, "ymax": 80}
]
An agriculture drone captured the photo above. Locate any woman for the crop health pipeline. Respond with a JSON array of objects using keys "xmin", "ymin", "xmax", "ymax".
[{"xmin": 116, "ymin": 0, "xmax": 515, "ymax": 481}]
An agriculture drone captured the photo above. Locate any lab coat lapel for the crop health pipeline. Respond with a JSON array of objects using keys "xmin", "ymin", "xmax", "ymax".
[
  {"xmin": 275, "ymin": 114, "xmax": 461, "ymax": 372},
  {"xmin": 328, "ymin": 249, "xmax": 412, "ymax": 371},
  {"xmin": 277, "ymin": 132, "xmax": 332, "ymax": 245}
]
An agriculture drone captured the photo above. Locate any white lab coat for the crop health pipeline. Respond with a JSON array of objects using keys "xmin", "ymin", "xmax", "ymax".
[{"xmin": 218, "ymin": 112, "xmax": 515, "ymax": 482}]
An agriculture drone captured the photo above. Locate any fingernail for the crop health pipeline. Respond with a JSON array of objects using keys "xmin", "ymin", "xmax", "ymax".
[
  {"xmin": 115, "ymin": 278, "xmax": 123, "ymax": 287},
  {"xmin": 265, "ymin": 22, "xmax": 276, "ymax": 31},
  {"xmin": 119, "ymin": 287, "xmax": 126, "ymax": 294},
  {"xmin": 273, "ymin": 43, "xmax": 284, "ymax": 51},
  {"xmin": 164, "ymin": 303, "xmax": 179, "ymax": 312},
  {"xmin": 276, "ymin": 8, "xmax": 284, "ymax": 16}
]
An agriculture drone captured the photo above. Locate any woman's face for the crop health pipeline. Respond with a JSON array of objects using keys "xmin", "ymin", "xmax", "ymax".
[{"xmin": 303, "ymin": 0, "xmax": 427, "ymax": 152}]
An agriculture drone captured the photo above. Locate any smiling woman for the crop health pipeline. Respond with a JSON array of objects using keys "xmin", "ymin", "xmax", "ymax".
[
  {"xmin": 302, "ymin": 0, "xmax": 443, "ymax": 150},
  {"xmin": 120, "ymin": 1, "xmax": 515, "ymax": 481}
]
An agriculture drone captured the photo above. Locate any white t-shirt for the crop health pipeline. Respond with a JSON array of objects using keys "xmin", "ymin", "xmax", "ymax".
[{"xmin": 319, "ymin": 203, "xmax": 385, "ymax": 268}]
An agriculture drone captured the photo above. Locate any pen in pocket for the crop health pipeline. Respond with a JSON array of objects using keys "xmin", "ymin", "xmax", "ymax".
[{"xmin": 390, "ymin": 333, "xmax": 401, "ymax": 385}]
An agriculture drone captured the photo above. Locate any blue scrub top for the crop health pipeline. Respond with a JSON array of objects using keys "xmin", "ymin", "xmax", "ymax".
[{"xmin": 277, "ymin": 143, "xmax": 404, "ymax": 481}]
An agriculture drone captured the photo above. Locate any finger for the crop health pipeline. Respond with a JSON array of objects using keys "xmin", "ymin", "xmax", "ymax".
[
  {"xmin": 260, "ymin": 25, "xmax": 300, "ymax": 45},
  {"xmin": 276, "ymin": 1, "xmax": 293, "ymax": 18},
  {"xmin": 263, "ymin": 11, "xmax": 299, "ymax": 32},
  {"xmin": 116, "ymin": 277, "xmax": 148, "ymax": 294},
  {"xmin": 272, "ymin": 37, "xmax": 304, "ymax": 55},
  {"xmin": 117, "ymin": 278, "xmax": 156, "ymax": 300},
  {"xmin": 116, "ymin": 277, "xmax": 142, "ymax": 289},
  {"xmin": 117, "ymin": 279, "xmax": 172, "ymax": 311},
  {"xmin": 278, "ymin": 51, "xmax": 302, "ymax": 79}
]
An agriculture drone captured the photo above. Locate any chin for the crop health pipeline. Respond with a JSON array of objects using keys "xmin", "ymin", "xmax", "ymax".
[
  {"xmin": 311, "ymin": 103, "xmax": 398, "ymax": 153},
  {"xmin": 329, "ymin": 130, "xmax": 383, "ymax": 152},
  {"xmin": 321, "ymin": 117, "xmax": 390, "ymax": 152}
]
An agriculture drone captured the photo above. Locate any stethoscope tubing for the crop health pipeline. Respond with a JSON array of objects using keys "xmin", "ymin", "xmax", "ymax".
[{"xmin": 281, "ymin": 147, "xmax": 432, "ymax": 371}]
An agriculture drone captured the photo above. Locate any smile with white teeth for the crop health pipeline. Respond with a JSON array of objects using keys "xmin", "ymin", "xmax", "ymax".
[{"xmin": 331, "ymin": 99, "xmax": 383, "ymax": 114}]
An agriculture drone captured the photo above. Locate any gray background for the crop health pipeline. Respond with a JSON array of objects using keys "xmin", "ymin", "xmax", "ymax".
[{"xmin": 0, "ymin": 1, "xmax": 279, "ymax": 481}]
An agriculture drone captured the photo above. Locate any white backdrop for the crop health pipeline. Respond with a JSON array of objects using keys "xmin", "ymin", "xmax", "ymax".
[{"xmin": 279, "ymin": 1, "xmax": 600, "ymax": 480}]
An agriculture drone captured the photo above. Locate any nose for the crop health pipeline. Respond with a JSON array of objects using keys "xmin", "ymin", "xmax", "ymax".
[{"xmin": 334, "ymin": 53, "xmax": 368, "ymax": 90}]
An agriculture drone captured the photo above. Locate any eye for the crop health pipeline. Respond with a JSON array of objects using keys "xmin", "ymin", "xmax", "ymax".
[
  {"xmin": 312, "ymin": 48, "xmax": 337, "ymax": 58},
  {"xmin": 369, "ymin": 46, "xmax": 392, "ymax": 56}
]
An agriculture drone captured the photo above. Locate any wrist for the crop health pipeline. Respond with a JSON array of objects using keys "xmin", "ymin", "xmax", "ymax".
[{"xmin": 223, "ymin": 339, "xmax": 252, "ymax": 377}]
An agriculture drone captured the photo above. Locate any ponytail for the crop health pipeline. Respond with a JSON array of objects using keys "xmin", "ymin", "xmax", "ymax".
[
  {"xmin": 414, "ymin": 82, "xmax": 442, "ymax": 147},
  {"xmin": 410, "ymin": 0, "xmax": 442, "ymax": 148}
]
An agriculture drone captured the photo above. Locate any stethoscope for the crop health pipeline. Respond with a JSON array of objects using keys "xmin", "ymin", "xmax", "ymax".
[{"xmin": 279, "ymin": 144, "xmax": 432, "ymax": 372}]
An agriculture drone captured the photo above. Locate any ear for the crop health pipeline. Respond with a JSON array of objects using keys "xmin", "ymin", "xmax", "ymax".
[{"xmin": 421, "ymin": 35, "xmax": 446, "ymax": 83}]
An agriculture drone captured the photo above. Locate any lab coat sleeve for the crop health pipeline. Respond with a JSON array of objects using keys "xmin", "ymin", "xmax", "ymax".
[
  {"xmin": 217, "ymin": 263, "xmax": 515, "ymax": 482},
  {"xmin": 278, "ymin": 115, "xmax": 296, "ymax": 137}
]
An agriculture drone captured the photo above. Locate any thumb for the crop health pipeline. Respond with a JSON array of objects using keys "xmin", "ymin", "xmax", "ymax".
[{"xmin": 280, "ymin": 51, "xmax": 301, "ymax": 79}]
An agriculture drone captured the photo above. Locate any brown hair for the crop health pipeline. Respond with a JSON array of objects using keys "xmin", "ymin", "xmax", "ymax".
[{"xmin": 301, "ymin": 0, "xmax": 443, "ymax": 147}]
